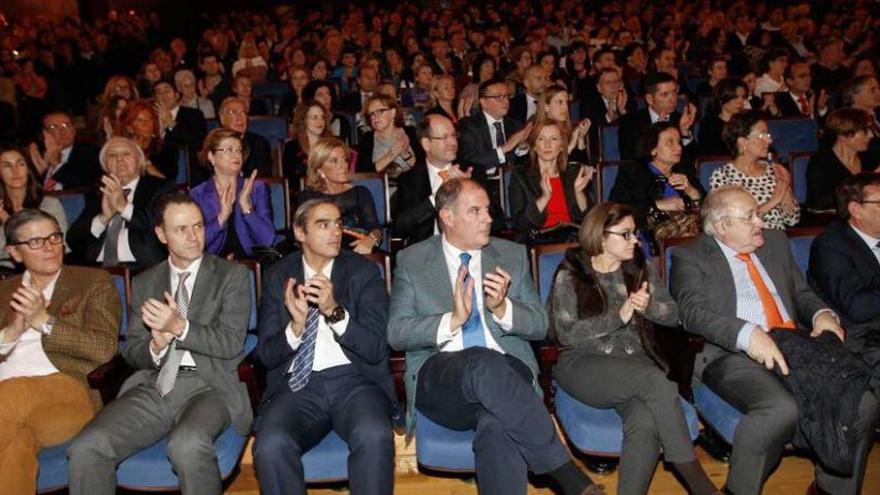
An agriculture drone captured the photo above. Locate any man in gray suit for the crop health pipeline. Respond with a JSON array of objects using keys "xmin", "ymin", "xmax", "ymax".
[
  {"xmin": 68, "ymin": 192, "xmax": 252, "ymax": 495},
  {"xmin": 670, "ymin": 185, "xmax": 877, "ymax": 495},
  {"xmin": 388, "ymin": 178, "xmax": 602, "ymax": 495}
]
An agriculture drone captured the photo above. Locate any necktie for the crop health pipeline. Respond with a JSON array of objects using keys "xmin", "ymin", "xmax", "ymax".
[
  {"xmin": 288, "ymin": 306, "xmax": 320, "ymax": 392},
  {"xmin": 102, "ymin": 187, "xmax": 132, "ymax": 267},
  {"xmin": 438, "ymin": 168, "xmax": 450, "ymax": 181},
  {"xmin": 735, "ymin": 253, "xmax": 795, "ymax": 330},
  {"xmin": 493, "ymin": 121, "xmax": 506, "ymax": 147},
  {"xmin": 797, "ymin": 94, "xmax": 810, "ymax": 116},
  {"xmin": 155, "ymin": 271, "xmax": 190, "ymax": 397},
  {"xmin": 43, "ymin": 168, "xmax": 57, "ymax": 191},
  {"xmin": 459, "ymin": 252, "xmax": 486, "ymax": 348},
  {"xmin": 607, "ymin": 99, "xmax": 618, "ymax": 122}
]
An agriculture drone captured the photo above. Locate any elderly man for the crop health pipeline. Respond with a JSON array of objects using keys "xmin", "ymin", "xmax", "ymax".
[
  {"xmin": 67, "ymin": 137, "xmax": 175, "ymax": 270},
  {"xmin": 670, "ymin": 185, "xmax": 878, "ymax": 495},
  {"xmin": 0, "ymin": 209, "xmax": 119, "ymax": 494},
  {"xmin": 388, "ymin": 178, "xmax": 603, "ymax": 495},
  {"xmin": 175, "ymin": 69, "xmax": 216, "ymax": 119},
  {"xmin": 218, "ymin": 96, "xmax": 272, "ymax": 178},
  {"xmin": 29, "ymin": 111, "xmax": 101, "ymax": 191}
]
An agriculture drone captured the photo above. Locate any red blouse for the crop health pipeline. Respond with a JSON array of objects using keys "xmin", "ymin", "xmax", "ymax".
[{"xmin": 542, "ymin": 176, "xmax": 571, "ymax": 228}]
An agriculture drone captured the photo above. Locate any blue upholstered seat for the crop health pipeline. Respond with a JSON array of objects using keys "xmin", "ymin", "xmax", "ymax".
[
  {"xmin": 697, "ymin": 157, "xmax": 728, "ymax": 191},
  {"xmin": 599, "ymin": 126, "xmax": 620, "ymax": 162},
  {"xmin": 554, "ymin": 382, "xmax": 700, "ymax": 456},
  {"xmin": 302, "ymin": 431, "xmax": 350, "ymax": 481},
  {"xmin": 692, "ymin": 383, "xmax": 742, "ymax": 445},
  {"xmin": 598, "ymin": 161, "xmax": 620, "ymax": 203},
  {"xmin": 36, "ymin": 442, "xmax": 69, "ymax": 493},
  {"xmin": 414, "ymin": 410, "xmax": 476, "ymax": 472},
  {"xmin": 766, "ymin": 118, "xmax": 818, "ymax": 162}
]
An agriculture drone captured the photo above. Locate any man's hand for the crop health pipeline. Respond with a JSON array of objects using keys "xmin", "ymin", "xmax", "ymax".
[
  {"xmin": 1, "ymin": 311, "xmax": 29, "ymax": 344},
  {"xmin": 483, "ymin": 267, "xmax": 511, "ymax": 318},
  {"xmin": 449, "ymin": 265, "xmax": 474, "ymax": 331},
  {"xmin": 10, "ymin": 284, "xmax": 49, "ymax": 329},
  {"xmin": 149, "ymin": 328, "xmax": 174, "ymax": 354},
  {"xmin": 99, "ymin": 174, "xmax": 128, "ymax": 215},
  {"xmin": 303, "ymin": 274, "xmax": 338, "ymax": 316},
  {"xmin": 502, "ymin": 121, "xmax": 533, "ymax": 153},
  {"xmin": 141, "ymin": 292, "xmax": 185, "ymax": 336},
  {"xmin": 746, "ymin": 328, "xmax": 790, "ymax": 375},
  {"xmin": 446, "ymin": 164, "xmax": 472, "ymax": 180},
  {"xmin": 678, "ymin": 103, "xmax": 697, "ymax": 135},
  {"xmin": 810, "ymin": 311, "xmax": 845, "ymax": 342},
  {"xmin": 283, "ymin": 277, "xmax": 309, "ymax": 338}
]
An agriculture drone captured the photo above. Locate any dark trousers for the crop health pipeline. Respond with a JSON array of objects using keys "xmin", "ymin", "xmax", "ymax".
[
  {"xmin": 416, "ymin": 348, "xmax": 570, "ymax": 495},
  {"xmin": 703, "ymin": 353, "xmax": 879, "ymax": 495},
  {"xmin": 252, "ymin": 365, "xmax": 394, "ymax": 495},
  {"xmin": 556, "ymin": 352, "xmax": 696, "ymax": 495},
  {"xmin": 68, "ymin": 372, "xmax": 231, "ymax": 495}
]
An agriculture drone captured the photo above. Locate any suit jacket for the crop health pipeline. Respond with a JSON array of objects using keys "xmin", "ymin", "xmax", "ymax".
[
  {"xmin": 776, "ymin": 92, "xmax": 811, "ymax": 119},
  {"xmin": 618, "ymin": 108, "xmax": 686, "ymax": 161},
  {"xmin": 508, "ymin": 164, "xmax": 589, "ymax": 242},
  {"xmin": 0, "ymin": 266, "xmax": 120, "ymax": 410},
  {"xmin": 189, "ymin": 177, "xmax": 275, "ymax": 256},
  {"xmin": 256, "ymin": 250, "xmax": 398, "ymax": 416},
  {"xmin": 508, "ymin": 93, "xmax": 532, "ymax": 126},
  {"xmin": 50, "ymin": 142, "xmax": 102, "ymax": 189},
  {"xmin": 809, "ymin": 220, "xmax": 880, "ymax": 336},
  {"xmin": 243, "ymin": 131, "xmax": 273, "ymax": 178},
  {"xmin": 121, "ymin": 255, "xmax": 253, "ymax": 434},
  {"xmin": 456, "ymin": 113, "xmax": 524, "ymax": 173},
  {"xmin": 164, "ymin": 106, "xmax": 207, "ymax": 152},
  {"xmin": 67, "ymin": 175, "xmax": 176, "ymax": 270},
  {"xmin": 669, "ymin": 231, "xmax": 828, "ymax": 378},
  {"xmin": 387, "ymin": 236, "xmax": 548, "ymax": 432},
  {"xmin": 581, "ymin": 92, "xmax": 636, "ymax": 158}
]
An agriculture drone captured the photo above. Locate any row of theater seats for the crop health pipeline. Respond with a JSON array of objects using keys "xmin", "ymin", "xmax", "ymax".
[{"xmin": 34, "ymin": 225, "xmax": 823, "ymax": 492}]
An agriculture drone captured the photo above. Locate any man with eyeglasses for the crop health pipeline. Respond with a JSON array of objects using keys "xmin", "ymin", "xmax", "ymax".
[
  {"xmin": 581, "ymin": 67, "xmax": 636, "ymax": 158},
  {"xmin": 28, "ymin": 111, "xmax": 101, "ymax": 191},
  {"xmin": 0, "ymin": 208, "xmax": 119, "ymax": 494},
  {"xmin": 810, "ymin": 173, "xmax": 880, "ymax": 392},
  {"xmin": 218, "ymin": 96, "xmax": 272, "ymax": 178},
  {"xmin": 670, "ymin": 186, "xmax": 878, "ymax": 495},
  {"xmin": 618, "ymin": 72, "xmax": 696, "ymax": 161}
]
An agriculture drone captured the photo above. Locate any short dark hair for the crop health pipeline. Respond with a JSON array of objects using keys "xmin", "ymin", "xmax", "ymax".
[
  {"xmin": 152, "ymin": 191, "xmax": 200, "ymax": 227},
  {"xmin": 825, "ymin": 107, "xmax": 874, "ymax": 144},
  {"xmin": 835, "ymin": 173, "xmax": 880, "ymax": 219},
  {"xmin": 4, "ymin": 209, "xmax": 59, "ymax": 246},
  {"xmin": 722, "ymin": 109, "xmax": 767, "ymax": 156},
  {"xmin": 642, "ymin": 72, "xmax": 677, "ymax": 96},
  {"xmin": 478, "ymin": 77, "xmax": 509, "ymax": 98},
  {"xmin": 435, "ymin": 178, "xmax": 484, "ymax": 231},
  {"xmin": 840, "ymin": 76, "xmax": 877, "ymax": 107},
  {"xmin": 292, "ymin": 198, "xmax": 339, "ymax": 231},
  {"xmin": 712, "ymin": 77, "xmax": 748, "ymax": 109},
  {"xmin": 636, "ymin": 121, "xmax": 679, "ymax": 162},
  {"xmin": 151, "ymin": 79, "xmax": 177, "ymax": 93},
  {"xmin": 592, "ymin": 47, "xmax": 615, "ymax": 66},
  {"xmin": 302, "ymin": 80, "xmax": 339, "ymax": 109}
]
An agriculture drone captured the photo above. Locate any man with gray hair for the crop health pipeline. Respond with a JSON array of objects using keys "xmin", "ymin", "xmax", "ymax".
[{"xmin": 670, "ymin": 185, "xmax": 877, "ymax": 494}]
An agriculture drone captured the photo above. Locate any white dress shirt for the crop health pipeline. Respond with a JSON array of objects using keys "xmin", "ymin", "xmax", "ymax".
[
  {"xmin": 0, "ymin": 270, "xmax": 62, "ymax": 379},
  {"xmin": 435, "ymin": 236, "xmax": 513, "ymax": 353},
  {"xmin": 285, "ymin": 257, "xmax": 352, "ymax": 372},
  {"xmin": 426, "ymin": 159, "xmax": 451, "ymax": 234},
  {"xmin": 91, "ymin": 176, "xmax": 139, "ymax": 264},
  {"xmin": 150, "ymin": 256, "xmax": 202, "ymax": 367},
  {"xmin": 526, "ymin": 94, "xmax": 538, "ymax": 121},
  {"xmin": 649, "ymin": 107, "xmax": 693, "ymax": 145},
  {"xmin": 483, "ymin": 111, "xmax": 508, "ymax": 169},
  {"xmin": 850, "ymin": 223, "xmax": 880, "ymax": 267},
  {"xmin": 45, "ymin": 146, "xmax": 74, "ymax": 191}
]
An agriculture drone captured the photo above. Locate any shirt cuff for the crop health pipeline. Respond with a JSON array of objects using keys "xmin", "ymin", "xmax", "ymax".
[
  {"xmin": 436, "ymin": 312, "xmax": 456, "ymax": 347},
  {"xmin": 0, "ymin": 329, "xmax": 17, "ymax": 355},
  {"xmin": 285, "ymin": 322, "xmax": 303, "ymax": 351},
  {"xmin": 150, "ymin": 343, "xmax": 169, "ymax": 366},
  {"xmin": 90, "ymin": 216, "xmax": 108, "ymax": 237},
  {"xmin": 328, "ymin": 310, "xmax": 349, "ymax": 337},
  {"xmin": 682, "ymin": 135, "xmax": 694, "ymax": 146},
  {"xmin": 120, "ymin": 202, "xmax": 134, "ymax": 222},
  {"xmin": 736, "ymin": 323, "xmax": 758, "ymax": 352},
  {"xmin": 812, "ymin": 309, "xmax": 838, "ymax": 327},
  {"xmin": 177, "ymin": 320, "xmax": 190, "ymax": 341},
  {"xmin": 490, "ymin": 297, "xmax": 513, "ymax": 332},
  {"xmin": 495, "ymin": 147, "xmax": 506, "ymax": 164}
]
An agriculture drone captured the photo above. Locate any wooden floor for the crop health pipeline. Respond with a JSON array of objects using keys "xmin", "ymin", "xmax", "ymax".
[{"xmin": 222, "ymin": 437, "xmax": 880, "ymax": 494}]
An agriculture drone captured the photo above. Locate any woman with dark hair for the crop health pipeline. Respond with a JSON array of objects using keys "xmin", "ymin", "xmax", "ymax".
[
  {"xmin": 302, "ymin": 79, "xmax": 352, "ymax": 145},
  {"xmin": 282, "ymin": 100, "xmax": 331, "ymax": 190},
  {"xmin": 609, "ymin": 122, "xmax": 703, "ymax": 250},
  {"xmin": 459, "ymin": 53, "xmax": 497, "ymax": 117},
  {"xmin": 0, "ymin": 145, "xmax": 68, "ymax": 268},
  {"xmin": 549, "ymin": 203, "xmax": 718, "ymax": 495},
  {"xmin": 117, "ymin": 98, "xmax": 178, "ymax": 180},
  {"xmin": 754, "ymin": 48, "xmax": 790, "ymax": 97},
  {"xmin": 508, "ymin": 120, "xmax": 593, "ymax": 243},
  {"xmin": 355, "ymin": 95, "xmax": 421, "ymax": 176},
  {"xmin": 698, "ymin": 78, "xmax": 749, "ymax": 156},
  {"xmin": 189, "ymin": 128, "xmax": 274, "ymax": 259},
  {"xmin": 806, "ymin": 108, "xmax": 877, "ymax": 212},
  {"xmin": 710, "ymin": 110, "xmax": 799, "ymax": 229},
  {"xmin": 277, "ymin": 66, "xmax": 311, "ymax": 118}
]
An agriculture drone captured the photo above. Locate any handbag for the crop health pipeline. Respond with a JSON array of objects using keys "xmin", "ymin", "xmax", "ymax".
[{"xmin": 646, "ymin": 206, "xmax": 701, "ymax": 240}]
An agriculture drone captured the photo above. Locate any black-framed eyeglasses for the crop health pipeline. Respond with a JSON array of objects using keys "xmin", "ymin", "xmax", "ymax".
[
  {"xmin": 367, "ymin": 107, "xmax": 393, "ymax": 118},
  {"xmin": 10, "ymin": 232, "xmax": 64, "ymax": 250},
  {"xmin": 44, "ymin": 123, "xmax": 74, "ymax": 132},
  {"xmin": 481, "ymin": 94, "xmax": 510, "ymax": 101},
  {"xmin": 426, "ymin": 133, "xmax": 459, "ymax": 141},
  {"xmin": 604, "ymin": 230, "xmax": 637, "ymax": 241}
]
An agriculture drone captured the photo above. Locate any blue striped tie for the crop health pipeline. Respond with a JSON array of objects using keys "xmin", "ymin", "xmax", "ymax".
[
  {"xmin": 288, "ymin": 306, "xmax": 320, "ymax": 392},
  {"xmin": 459, "ymin": 252, "xmax": 486, "ymax": 348}
]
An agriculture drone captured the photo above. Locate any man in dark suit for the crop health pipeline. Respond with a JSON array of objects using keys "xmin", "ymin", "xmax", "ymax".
[
  {"xmin": 618, "ymin": 72, "xmax": 696, "ymax": 162},
  {"xmin": 810, "ymin": 173, "xmax": 880, "ymax": 390},
  {"xmin": 581, "ymin": 68, "xmax": 635, "ymax": 159},
  {"xmin": 670, "ymin": 186, "xmax": 878, "ymax": 495},
  {"xmin": 388, "ymin": 178, "xmax": 603, "ymax": 495},
  {"xmin": 253, "ymin": 198, "xmax": 398, "ymax": 495},
  {"xmin": 428, "ymin": 37, "xmax": 464, "ymax": 77},
  {"xmin": 394, "ymin": 114, "xmax": 485, "ymax": 246},
  {"xmin": 776, "ymin": 62, "xmax": 829, "ymax": 121},
  {"xmin": 30, "ymin": 111, "xmax": 101, "ymax": 191},
  {"xmin": 339, "ymin": 65, "xmax": 379, "ymax": 136},
  {"xmin": 154, "ymin": 79, "xmax": 209, "ymax": 184},
  {"xmin": 219, "ymin": 97, "xmax": 272, "ymax": 178},
  {"xmin": 509, "ymin": 65, "xmax": 549, "ymax": 124},
  {"xmin": 68, "ymin": 192, "xmax": 253, "ymax": 495},
  {"xmin": 67, "ymin": 137, "xmax": 175, "ymax": 271}
]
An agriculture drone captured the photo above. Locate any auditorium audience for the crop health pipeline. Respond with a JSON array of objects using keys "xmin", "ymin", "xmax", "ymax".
[
  {"xmin": 116, "ymin": 98, "xmax": 179, "ymax": 180},
  {"xmin": 699, "ymin": 78, "xmax": 749, "ymax": 156},
  {"xmin": 282, "ymin": 100, "xmax": 330, "ymax": 189},
  {"xmin": 355, "ymin": 94, "xmax": 419, "ymax": 176}
]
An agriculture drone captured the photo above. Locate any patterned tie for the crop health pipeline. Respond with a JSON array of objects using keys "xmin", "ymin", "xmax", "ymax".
[
  {"xmin": 735, "ymin": 253, "xmax": 795, "ymax": 330},
  {"xmin": 102, "ymin": 187, "xmax": 131, "ymax": 267},
  {"xmin": 798, "ymin": 94, "xmax": 810, "ymax": 116},
  {"xmin": 459, "ymin": 252, "xmax": 486, "ymax": 348},
  {"xmin": 493, "ymin": 121, "xmax": 506, "ymax": 147},
  {"xmin": 43, "ymin": 168, "xmax": 57, "ymax": 191},
  {"xmin": 155, "ymin": 271, "xmax": 190, "ymax": 397},
  {"xmin": 288, "ymin": 306, "xmax": 320, "ymax": 392}
]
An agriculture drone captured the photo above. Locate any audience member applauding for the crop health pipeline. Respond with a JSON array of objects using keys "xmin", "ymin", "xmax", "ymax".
[
  {"xmin": 117, "ymin": 99, "xmax": 179, "ymax": 180},
  {"xmin": 218, "ymin": 96, "xmax": 272, "ymax": 178},
  {"xmin": 536, "ymin": 84, "xmax": 591, "ymax": 162},
  {"xmin": 29, "ymin": 111, "xmax": 101, "ymax": 191},
  {"xmin": 355, "ymin": 95, "xmax": 420, "ymax": 176}
]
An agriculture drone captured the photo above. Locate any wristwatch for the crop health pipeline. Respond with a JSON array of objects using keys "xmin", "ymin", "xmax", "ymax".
[
  {"xmin": 324, "ymin": 305, "xmax": 346, "ymax": 324},
  {"xmin": 39, "ymin": 316, "xmax": 56, "ymax": 336}
]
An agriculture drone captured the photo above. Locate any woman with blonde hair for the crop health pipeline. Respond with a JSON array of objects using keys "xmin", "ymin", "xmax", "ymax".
[
  {"xmin": 535, "ymin": 84, "xmax": 590, "ymax": 160},
  {"xmin": 101, "ymin": 75, "xmax": 139, "ymax": 103},
  {"xmin": 296, "ymin": 137, "xmax": 382, "ymax": 254},
  {"xmin": 232, "ymin": 39, "xmax": 269, "ymax": 84},
  {"xmin": 425, "ymin": 75, "xmax": 462, "ymax": 124}
]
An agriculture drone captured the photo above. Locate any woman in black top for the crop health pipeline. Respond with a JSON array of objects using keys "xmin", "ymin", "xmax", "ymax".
[
  {"xmin": 282, "ymin": 100, "xmax": 330, "ymax": 192},
  {"xmin": 698, "ymin": 78, "xmax": 748, "ymax": 156}
]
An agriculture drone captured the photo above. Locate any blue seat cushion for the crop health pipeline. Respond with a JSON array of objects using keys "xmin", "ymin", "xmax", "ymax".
[
  {"xmin": 37, "ymin": 441, "xmax": 70, "ymax": 493},
  {"xmin": 414, "ymin": 410, "xmax": 475, "ymax": 471},
  {"xmin": 302, "ymin": 430, "xmax": 349, "ymax": 481},
  {"xmin": 117, "ymin": 426, "xmax": 246, "ymax": 489},
  {"xmin": 692, "ymin": 382, "xmax": 743, "ymax": 445},
  {"xmin": 554, "ymin": 382, "xmax": 700, "ymax": 456}
]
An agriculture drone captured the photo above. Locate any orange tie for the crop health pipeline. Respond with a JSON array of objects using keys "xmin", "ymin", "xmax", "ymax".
[
  {"xmin": 438, "ymin": 169, "xmax": 450, "ymax": 181},
  {"xmin": 736, "ymin": 253, "xmax": 795, "ymax": 330}
]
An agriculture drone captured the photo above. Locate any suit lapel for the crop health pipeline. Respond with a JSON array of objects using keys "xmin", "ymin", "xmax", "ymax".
[
  {"xmin": 843, "ymin": 224, "xmax": 880, "ymax": 270},
  {"xmin": 187, "ymin": 256, "xmax": 214, "ymax": 318},
  {"xmin": 754, "ymin": 240, "xmax": 796, "ymax": 316},
  {"xmin": 700, "ymin": 235, "xmax": 738, "ymax": 315},
  {"xmin": 47, "ymin": 267, "xmax": 73, "ymax": 314},
  {"xmin": 425, "ymin": 237, "xmax": 454, "ymax": 308}
]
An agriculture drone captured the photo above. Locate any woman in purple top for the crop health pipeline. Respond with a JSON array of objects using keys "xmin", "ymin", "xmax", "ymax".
[{"xmin": 190, "ymin": 127, "xmax": 274, "ymax": 258}]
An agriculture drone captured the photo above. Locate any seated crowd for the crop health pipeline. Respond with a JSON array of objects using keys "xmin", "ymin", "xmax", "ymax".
[{"xmin": 2, "ymin": 1, "xmax": 880, "ymax": 494}]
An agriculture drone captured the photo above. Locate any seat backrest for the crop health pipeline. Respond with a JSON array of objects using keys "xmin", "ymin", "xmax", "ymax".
[
  {"xmin": 596, "ymin": 161, "xmax": 625, "ymax": 203},
  {"xmin": 658, "ymin": 235, "xmax": 698, "ymax": 284},
  {"xmin": 257, "ymin": 178, "xmax": 289, "ymax": 231},
  {"xmin": 248, "ymin": 116, "xmax": 288, "ymax": 152},
  {"xmin": 786, "ymin": 226, "xmax": 823, "ymax": 276},
  {"xmin": 502, "ymin": 164, "xmax": 514, "ymax": 219},
  {"xmin": 789, "ymin": 151, "xmax": 813, "ymax": 204},
  {"xmin": 599, "ymin": 126, "xmax": 621, "ymax": 162},
  {"xmin": 46, "ymin": 189, "xmax": 87, "ymax": 223},
  {"xmin": 236, "ymin": 260, "xmax": 261, "ymax": 331},
  {"xmin": 362, "ymin": 251, "xmax": 392, "ymax": 294},
  {"xmin": 767, "ymin": 118, "xmax": 818, "ymax": 162},
  {"xmin": 206, "ymin": 119, "xmax": 220, "ymax": 131},
  {"xmin": 696, "ymin": 155, "xmax": 731, "ymax": 191},
  {"xmin": 351, "ymin": 173, "xmax": 389, "ymax": 225},
  {"xmin": 176, "ymin": 148, "xmax": 189, "ymax": 185},
  {"xmin": 100, "ymin": 266, "xmax": 131, "ymax": 339},
  {"xmin": 530, "ymin": 242, "xmax": 578, "ymax": 304}
]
